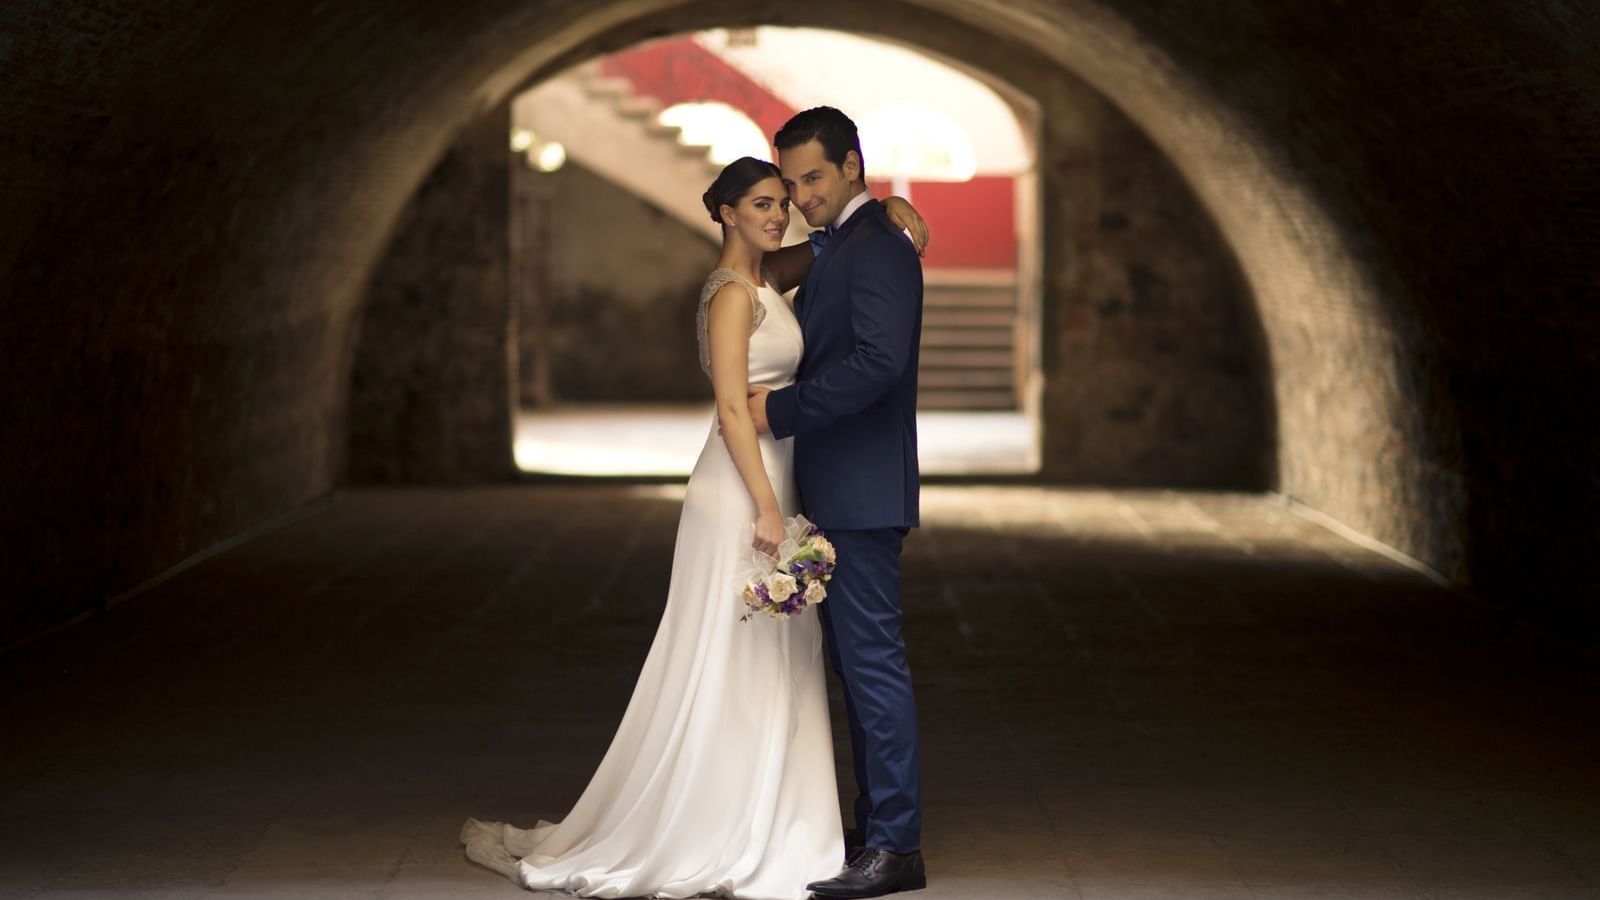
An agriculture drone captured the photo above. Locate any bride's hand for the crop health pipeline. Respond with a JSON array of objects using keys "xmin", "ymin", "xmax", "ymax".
[
  {"xmin": 882, "ymin": 195, "xmax": 930, "ymax": 257},
  {"xmin": 753, "ymin": 507, "xmax": 784, "ymax": 558}
]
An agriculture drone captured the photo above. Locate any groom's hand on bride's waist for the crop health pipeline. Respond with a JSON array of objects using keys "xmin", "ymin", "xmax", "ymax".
[{"xmin": 747, "ymin": 387, "xmax": 772, "ymax": 435}]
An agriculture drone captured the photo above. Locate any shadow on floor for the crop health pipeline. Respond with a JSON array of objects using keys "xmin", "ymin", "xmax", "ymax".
[{"xmin": 1, "ymin": 485, "xmax": 1596, "ymax": 899}]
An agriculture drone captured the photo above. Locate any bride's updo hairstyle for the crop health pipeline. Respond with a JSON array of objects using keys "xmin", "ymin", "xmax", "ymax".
[{"xmin": 701, "ymin": 156, "xmax": 783, "ymax": 226}]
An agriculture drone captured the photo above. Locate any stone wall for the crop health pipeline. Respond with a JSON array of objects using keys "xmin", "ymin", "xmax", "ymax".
[
  {"xmin": 516, "ymin": 161, "xmax": 718, "ymax": 405},
  {"xmin": 1087, "ymin": 1, "xmax": 1600, "ymax": 628},
  {"xmin": 346, "ymin": 100, "xmax": 519, "ymax": 484},
  {"xmin": 1033, "ymin": 74, "xmax": 1273, "ymax": 488}
]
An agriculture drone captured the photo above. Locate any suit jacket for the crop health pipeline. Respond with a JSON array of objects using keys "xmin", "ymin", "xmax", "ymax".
[{"xmin": 765, "ymin": 197, "xmax": 923, "ymax": 530}]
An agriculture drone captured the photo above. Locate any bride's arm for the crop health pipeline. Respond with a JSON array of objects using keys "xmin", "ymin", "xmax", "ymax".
[
  {"xmin": 883, "ymin": 195, "xmax": 930, "ymax": 256},
  {"xmin": 705, "ymin": 283, "xmax": 785, "ymax": 558},
  {"xmin": 765, "ymin": 195, "xmax": 931, "ymax": 294}
]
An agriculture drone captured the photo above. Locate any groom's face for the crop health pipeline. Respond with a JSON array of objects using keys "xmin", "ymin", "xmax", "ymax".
[{"xmin": 778, "ymin": 139, "xmax": 860, "ymax": 229}]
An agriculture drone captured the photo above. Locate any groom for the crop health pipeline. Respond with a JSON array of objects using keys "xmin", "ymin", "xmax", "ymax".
[{"xmin": 748, "ymin": 106, "xmax": 926, "ymax": 899}]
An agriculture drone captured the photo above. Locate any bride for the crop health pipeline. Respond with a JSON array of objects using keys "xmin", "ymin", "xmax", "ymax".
[{"xmin": 460, "ymin": 156, "xmax": 929, "ymax": 900}]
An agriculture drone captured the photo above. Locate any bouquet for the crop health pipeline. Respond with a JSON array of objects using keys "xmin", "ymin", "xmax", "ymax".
[{"xmin": 738, "ymin": 514, "xmax": 837, "ymax": 621}]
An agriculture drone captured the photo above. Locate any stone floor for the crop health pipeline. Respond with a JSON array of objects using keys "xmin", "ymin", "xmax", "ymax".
[{"xmin": 1, "ymin": 485, "xmax": 1597, "ymax": 900}]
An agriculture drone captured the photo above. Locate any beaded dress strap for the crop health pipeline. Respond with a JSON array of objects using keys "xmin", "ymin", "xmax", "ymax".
[{"xmin": 696, "ymin": 267, "xmax": 768, "ymax": 377}]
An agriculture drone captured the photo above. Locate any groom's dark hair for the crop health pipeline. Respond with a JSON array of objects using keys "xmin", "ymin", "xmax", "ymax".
[{"xmin": 774, "ymin": 106, "xmax": 864, "ymax": 184}]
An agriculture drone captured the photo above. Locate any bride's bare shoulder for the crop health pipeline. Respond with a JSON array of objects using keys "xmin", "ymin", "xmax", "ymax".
[{"xmin": 706, "ymin": 281, "xmax": 752, "ymax": 312}]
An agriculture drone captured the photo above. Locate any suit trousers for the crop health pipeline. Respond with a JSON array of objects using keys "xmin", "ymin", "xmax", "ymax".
[{"xmin": 818, "ymin": 525, "xmax": 922, "ymax": 854}]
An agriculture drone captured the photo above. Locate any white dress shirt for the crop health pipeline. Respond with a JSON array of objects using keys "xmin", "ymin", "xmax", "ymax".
[
  {"xmin": 830, "ymin": 189, "xmax": 873, "ymax": 230},
  {"xmin": 820, "ymin": 189, "xmax": 915, "ymax": 250}
]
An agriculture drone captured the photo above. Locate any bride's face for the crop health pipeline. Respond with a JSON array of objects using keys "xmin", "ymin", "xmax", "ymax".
[{"xmin": 722, "ymin": 176, "xmax": 790, "ymax": 253}]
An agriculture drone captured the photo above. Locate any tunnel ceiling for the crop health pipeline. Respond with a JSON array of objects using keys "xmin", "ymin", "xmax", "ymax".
[{"xmin": 3, "ymin": 0, "xmax": 1597, "ymax": 646}]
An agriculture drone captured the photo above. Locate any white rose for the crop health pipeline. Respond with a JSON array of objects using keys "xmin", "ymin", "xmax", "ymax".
[
  {"xmin": 804, "ymin": 580, "xmax": 826, "ymax": 605},
  {"xmin": 809, "ymin": 537, "xmax": 836, "ymax": 564},
  {"xmin": 767, "ymin": 572, "xmax": 798, "ymax": 602}
]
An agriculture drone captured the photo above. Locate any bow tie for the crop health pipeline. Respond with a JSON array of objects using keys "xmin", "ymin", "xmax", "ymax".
[{"xmin": 807, "ymin": 226, "xmax": 835, "ymax": 255}]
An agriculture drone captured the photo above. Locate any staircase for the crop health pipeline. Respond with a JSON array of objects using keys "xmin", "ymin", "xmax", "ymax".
[
  {"xmin": 919, "ymin": 269, "xmax": 1022, "ymax": 410},
  {"xmin": 513, "ymin": 62, "xmax": 727, "ymax": 242}
]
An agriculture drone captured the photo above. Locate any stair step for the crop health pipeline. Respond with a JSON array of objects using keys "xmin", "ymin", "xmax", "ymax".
[
  {"xmin": 921, "ymin": 349, "xmax": 1016, "ymax": 368},
  {"xmin": 924, "ymin": 289, "xmax": 1016, "ymax": 309},
  {"xmin": 580, "ymin": 76, "xmax": 634, "ymax": 100},
  {"xmin": 918, "ymin": 369, "xmax": 1014, "ymax": 388},
  {"xmin": 925, "ymin": 268, "xmax": 1017, "ymax": 287},
  {"xmin": 918, "ymin": 390, "xmax": 1018, "ymax": 410},
  {"xmin": 615, "ymin": 98, "xmax": 662, "ymax": 120},
  {"xmin": 921, "ymin": 328, "xmax": 1014, "ymax": 349},
  {"xmin": 673, "ymin": 141, "xmax": 715, "ymax": 160},
  {"xmin": 923, "ymin": 309, "xmax": 1017, "ymax": 328}
]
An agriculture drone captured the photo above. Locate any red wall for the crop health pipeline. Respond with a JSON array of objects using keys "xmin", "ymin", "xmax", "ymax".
[{"xmin": 871, "ymin": 176, "xmax": 1015, "ymax": 270}]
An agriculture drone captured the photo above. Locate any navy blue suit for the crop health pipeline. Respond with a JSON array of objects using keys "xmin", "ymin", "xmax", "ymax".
[{"xmin": 765, "ymin": 197, "xmax": 923, "ymax": 854}]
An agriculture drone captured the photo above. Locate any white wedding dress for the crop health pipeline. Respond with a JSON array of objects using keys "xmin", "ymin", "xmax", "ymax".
[{"xmin": 460, "ymin": 268, "xmax": 843, "ymax": 899}]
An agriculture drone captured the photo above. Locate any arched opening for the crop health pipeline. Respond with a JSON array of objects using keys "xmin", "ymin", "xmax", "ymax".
[
  {"xmin": 352, "ymin": 10, "xmax": 1280, "ymax": 493},
  {"xmin": 489, "ymin": 1, "xmax": 1432, "ymax": 554},
  {"xmin": 484, "ymin": 2, "xmax": 1457, "ymax": 580},
  {"xmin": 499, "ymin": 27, "xmax": 1053, "ymax": 476}
]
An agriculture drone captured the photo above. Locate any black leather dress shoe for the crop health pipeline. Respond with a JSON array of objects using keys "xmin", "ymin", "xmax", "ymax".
[{"xmin": 806, "ymin": 847, "xmax": 926, "ymax": 898}]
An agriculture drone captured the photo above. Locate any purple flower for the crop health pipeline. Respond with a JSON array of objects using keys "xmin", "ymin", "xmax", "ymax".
[{"xmin": 755, "ymin": 583, "xmax": 771, "ymax": 603}]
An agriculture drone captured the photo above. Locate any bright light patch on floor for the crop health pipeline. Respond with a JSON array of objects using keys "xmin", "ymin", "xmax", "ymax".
[{"xmin": 515, "ymin": 406, "xmax": 1038, "ymax": 476}]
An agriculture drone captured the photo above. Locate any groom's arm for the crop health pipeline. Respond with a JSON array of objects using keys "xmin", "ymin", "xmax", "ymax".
[{"xmin": 765, "ymin": 232, "xmax": 921, "ymax": 440}]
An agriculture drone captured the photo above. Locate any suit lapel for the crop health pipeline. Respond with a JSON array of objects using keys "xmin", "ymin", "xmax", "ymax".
[{"xmin": 798, "ymin": 198, "xmax": 878, "ymax": 331}]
